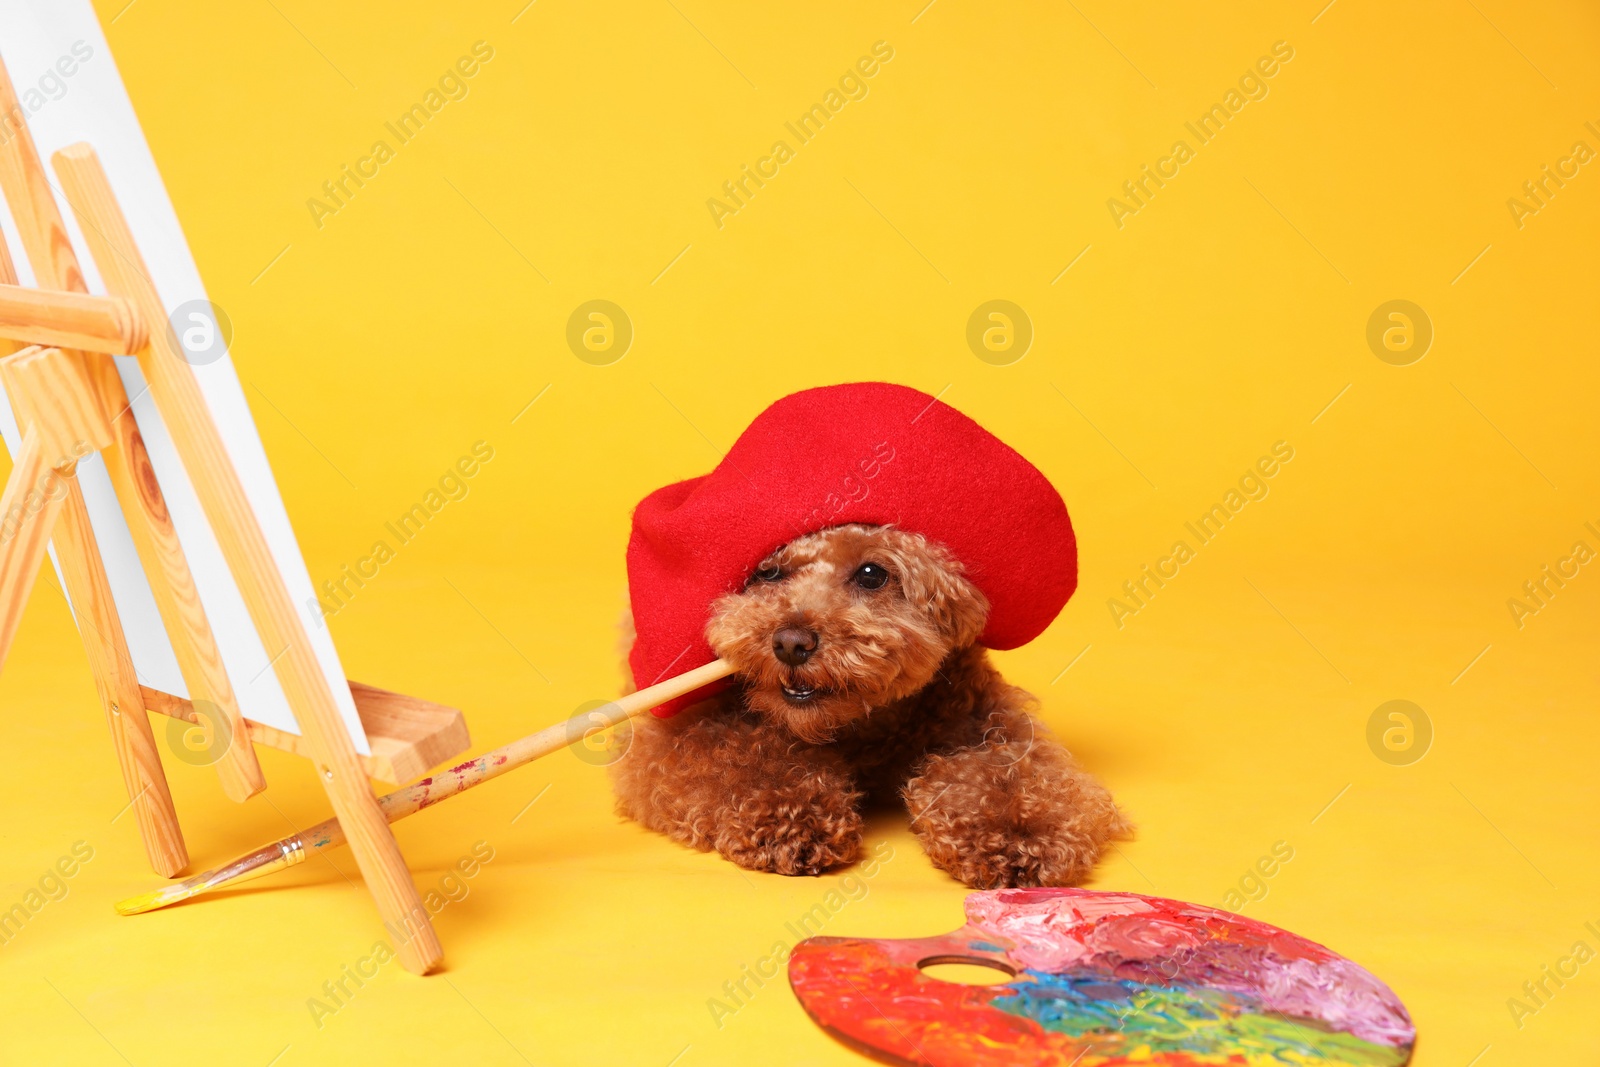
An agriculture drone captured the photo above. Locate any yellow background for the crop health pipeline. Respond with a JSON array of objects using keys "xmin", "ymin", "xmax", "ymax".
[{"xmin": 1, "ymin": 1, "xmax": 1597, "ymax": 1063}]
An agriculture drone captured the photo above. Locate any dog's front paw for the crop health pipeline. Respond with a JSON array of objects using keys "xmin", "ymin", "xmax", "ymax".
[
  {"xmin": 918, "ymin": 821, "xmax": 1103, "ymax": 889},
  {"xmin": 714, "ymin": 798, "xmax": 864, "ymax": 876},
  {"xmin": 906, "ymin": 740, "xmax": 1129, "ymax": 889}
]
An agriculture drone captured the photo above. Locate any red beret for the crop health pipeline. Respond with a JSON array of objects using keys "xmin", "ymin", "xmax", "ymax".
[{"xmin": 627, "ymin": 382, "xmax": 1076, "ymax": 715}]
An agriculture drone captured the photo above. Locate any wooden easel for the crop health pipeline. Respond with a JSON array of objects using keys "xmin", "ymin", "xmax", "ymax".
[{"xmin": 0, "ymin": 60, "xmax": 467, "ymax": 974}]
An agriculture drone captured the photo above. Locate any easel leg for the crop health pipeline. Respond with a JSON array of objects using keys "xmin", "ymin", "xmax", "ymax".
[
  {"xmin": 52, "ymin": 480, "xmax": 188, "ymax": 877},
  {"xmin": 0, "ymin": 429, "xmax": 183, "ymax": 876},
  {"xmin": 1, "ymin": 345, "xmax": 187, "ymax": 876},
  {"xmin": 0, "ymin": 431, "xmax": 63, "ymax": 664}
]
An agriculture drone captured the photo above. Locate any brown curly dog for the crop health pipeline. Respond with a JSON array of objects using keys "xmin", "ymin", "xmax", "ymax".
[{"xmin": 610, "ymin": 523, "xmax": 1129, "ymax": 888}]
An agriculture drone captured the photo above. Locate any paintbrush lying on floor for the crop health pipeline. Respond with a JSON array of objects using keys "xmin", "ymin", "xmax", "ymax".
[{"xmin": 116, "ymin": 658, "xmax": 734, "ymax": 916}]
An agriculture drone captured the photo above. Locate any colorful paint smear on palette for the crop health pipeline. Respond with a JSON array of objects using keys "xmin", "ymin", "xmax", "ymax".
[{"xmin": 787, "ymin": 888, "xmax": 1414, "ymax": 1066}]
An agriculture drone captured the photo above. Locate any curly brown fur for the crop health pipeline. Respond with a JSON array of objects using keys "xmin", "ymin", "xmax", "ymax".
[{"xmin": 610, "ymin": 524, "xmax": 1129, "ymax": 886}]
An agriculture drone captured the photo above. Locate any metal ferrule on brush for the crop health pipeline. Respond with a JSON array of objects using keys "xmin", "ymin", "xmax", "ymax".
[{"xmin": 229, "ymin": 834, "xmax": 306, "ymax": 887}]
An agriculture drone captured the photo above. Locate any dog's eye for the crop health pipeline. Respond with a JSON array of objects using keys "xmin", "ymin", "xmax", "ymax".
[
  {"xmin": 852, "ymin": 563, "xmax": 891, "ymax": 590},
  {"xmin": 751, "ymin": 564, "xmax": 784, "ymax": 585}
]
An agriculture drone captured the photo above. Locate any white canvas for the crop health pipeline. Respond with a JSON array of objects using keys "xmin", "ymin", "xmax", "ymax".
[{"xmin": 0, "ymin": 0, "xmax": 370, "ymax": 754}]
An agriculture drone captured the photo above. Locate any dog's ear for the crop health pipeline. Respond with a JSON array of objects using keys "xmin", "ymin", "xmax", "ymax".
[{"xmin": 888, "ymin": 533, "xmax": 989, "ymax": 647}]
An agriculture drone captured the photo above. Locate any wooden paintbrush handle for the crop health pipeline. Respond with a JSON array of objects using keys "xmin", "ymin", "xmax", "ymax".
[
  {"xmin": 383, "ymin": 656, "xmax": 735, "ymax": 822},
  {"xmin": 116, "ymin": 658, "xmax": 734, "ymax": 916}
]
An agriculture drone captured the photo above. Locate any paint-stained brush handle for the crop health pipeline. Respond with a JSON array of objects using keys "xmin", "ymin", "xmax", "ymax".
[{"xmin": 116, "ymin": 658, "xmax": 734, "ymax": 916}]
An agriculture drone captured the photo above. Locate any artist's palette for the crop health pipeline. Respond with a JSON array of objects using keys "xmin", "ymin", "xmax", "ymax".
[{"xmin": 788, "ymin": 888, "xmax": 1414, "ymax": 1066}]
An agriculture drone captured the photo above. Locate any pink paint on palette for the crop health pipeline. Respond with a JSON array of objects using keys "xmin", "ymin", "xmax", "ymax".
[{"xmin": 788, "ymin": 887, "xmax": 1415, "ymax": 1066}]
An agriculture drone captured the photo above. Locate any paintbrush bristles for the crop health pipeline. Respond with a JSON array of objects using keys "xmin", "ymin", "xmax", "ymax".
[
  {"xmin": 115, "ymin": 832, "xmax": 312, "ymax": 915},
  {"xmin": 114, "ymin": 658, "xmax": 734, "ymax": 916}
]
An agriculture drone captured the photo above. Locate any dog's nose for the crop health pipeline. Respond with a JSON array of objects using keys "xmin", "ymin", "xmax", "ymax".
[{"xmin": 772, "ymin": 626, "xmax": 818, "ymax": 666}]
